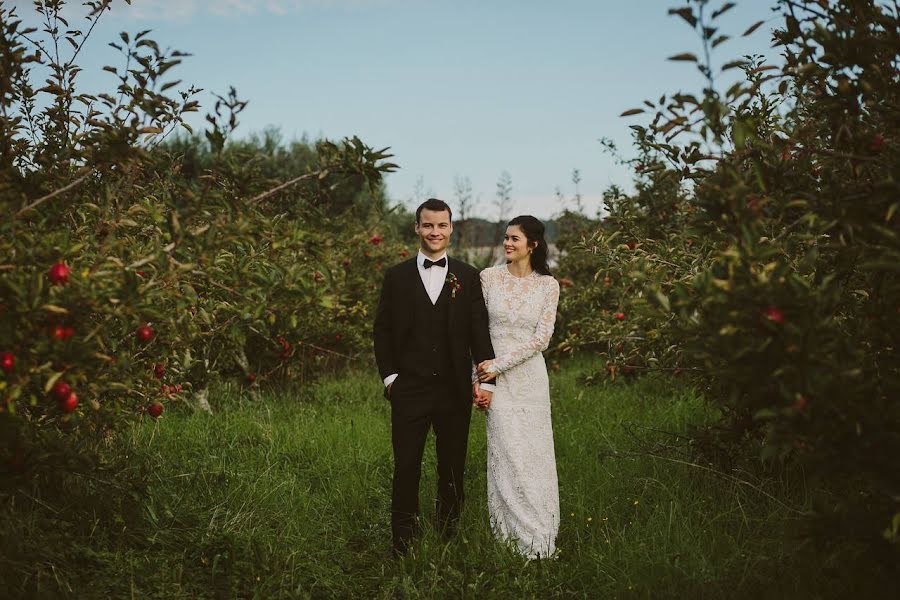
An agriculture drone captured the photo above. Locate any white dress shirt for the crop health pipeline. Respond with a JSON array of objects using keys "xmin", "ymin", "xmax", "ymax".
[
  {"xmin": 383, "ymin": 251, "xmax": 494, "ymax": 393},
  {"xmin": 418, "ymin": 250, "xmax": 449, "ymax": 305}
]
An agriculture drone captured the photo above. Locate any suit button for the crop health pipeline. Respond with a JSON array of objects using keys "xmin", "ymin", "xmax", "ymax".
[{"xmin": 432, "ymin": 347, "xmax": 437, "ymax": 352}]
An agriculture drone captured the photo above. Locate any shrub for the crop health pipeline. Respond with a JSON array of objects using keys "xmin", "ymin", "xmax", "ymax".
[
  {"xmin": 0, "ymin": 1, "xmax": 398, "ymax": 490},
  {"xmin": 556, "ymin": 0, "xmax": 900, "ymax": 553}
]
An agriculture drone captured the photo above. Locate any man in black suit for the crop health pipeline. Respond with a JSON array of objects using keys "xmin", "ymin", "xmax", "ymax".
[{"xmin": 373, "ymin": 198, "xmax": 496, "ymax": 556}]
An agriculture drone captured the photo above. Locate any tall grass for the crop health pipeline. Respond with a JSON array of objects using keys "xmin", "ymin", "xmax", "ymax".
[{"xmin": 0, "ymin": 357, "xmax": 890, "ymax": 598}]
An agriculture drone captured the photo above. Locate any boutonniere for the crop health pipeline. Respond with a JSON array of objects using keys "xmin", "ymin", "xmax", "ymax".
[{"xmin": 445, "ymin": 272, "xmax": 462, "ymax": 299}]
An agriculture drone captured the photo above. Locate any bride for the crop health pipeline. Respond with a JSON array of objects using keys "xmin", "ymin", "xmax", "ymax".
[{"xmin": 475, "ymin": 215, "xmax": 560, "ymax": 560}]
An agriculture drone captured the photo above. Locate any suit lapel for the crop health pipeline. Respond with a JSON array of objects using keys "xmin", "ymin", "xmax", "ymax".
[
  {"xmin": 406, "ymin": 259, "xmax": 429, "ymax": 304},
  {"xmin": 445, "ymin": 258, "xmax": 458, "ymax": 331}
]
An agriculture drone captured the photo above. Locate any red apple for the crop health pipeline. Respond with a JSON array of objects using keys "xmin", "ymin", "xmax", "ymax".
[
  {"xmin": 47, "ymin": 262, "xmax": 71, "ymax": 286},
  {"xmin": 60, "ymin": 391, "xmax": 78, "ymax": 413},
  {"xmin": 368, "ymin": 235, "xmax": 383, "ymax": 245},
  {"xmin": 764, "ymin": 306, "xmax": 785, "ymax": 325},
  {"xmin": 342, "ymin": 258, "xmax": 351, "ymax": 267},
  {"xmin": 1, "ymin": 352, "xmax": 14, "ymax": 374},
  {"xmin": 136, "ymin": 325, "xmax": 154, "ymax": 343},
  {"xmin": 174, "ymin": 384, "xmax": 182, "ymax": 393},
  {"xmin": 148, "ymin": 402, "xmax": 163, "ymax": 418},
  {"xmin": 399, "ymin": 249, "xmax": 409, "ymax": 258},
  {"xmin": 52, "ymin": 325, "xmax": 67, "ymax": 341},
  {"xmin": 51, "ymin": 381, "xmax": 71, "ymax": 402},
  {"xmin": 558, "ymin": 278, "xmax": 574, "ymax": 289},
  {"xmin": 792, "ymin": 394, "xmax": 809, "ymax": 411},
  {"xmin": 614, "ymin": 312, "xmax": 626, "ymax": 321},
  {"xmin": 246, "ymin": 373, "xmax": 257, "ymax": 384},
  {"xmin": 334, "ymin": 333, "xmax": 342, "ymax": 342},
  {"xmin": 154, "ymin": 364, "xmax": 165, "ymax": 379}
]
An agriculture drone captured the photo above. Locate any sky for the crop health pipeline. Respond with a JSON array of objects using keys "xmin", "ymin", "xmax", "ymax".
[{"xmin": 10, "ymin": 0, "xmax": 783, "ymax": 219}]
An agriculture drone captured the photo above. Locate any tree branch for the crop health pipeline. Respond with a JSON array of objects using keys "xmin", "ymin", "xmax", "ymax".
[
  {"xmin": 15, "ymin": 170, "xmax": 92, "ymax": 218},
  {"xmin": 247, "ymin": 171, "xmax": 319, "ymax": 205}
]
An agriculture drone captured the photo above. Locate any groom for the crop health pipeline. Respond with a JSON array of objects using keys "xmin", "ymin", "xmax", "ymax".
[{"xmin": 373, "ymin": 198, "xmax": 496, "ymax": 556}]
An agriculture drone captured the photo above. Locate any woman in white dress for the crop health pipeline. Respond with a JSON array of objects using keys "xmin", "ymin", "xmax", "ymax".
[{"xmin": 475, "ymin": 215, "xmax": 560, "ymax": 560}]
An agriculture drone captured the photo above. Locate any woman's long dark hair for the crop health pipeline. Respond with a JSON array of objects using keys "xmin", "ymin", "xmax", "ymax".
[{"xmin": 507, "ymin": 215, "xmax": 552, "ymax": 276}]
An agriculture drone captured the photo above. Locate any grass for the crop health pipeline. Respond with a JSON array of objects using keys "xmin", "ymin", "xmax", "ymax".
[{"xmin": 0, "ymin": 356, "xmax": 891, "ymax": 598}]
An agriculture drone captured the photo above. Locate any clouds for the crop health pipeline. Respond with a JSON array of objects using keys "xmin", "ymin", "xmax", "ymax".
[
  {"xmin": 113, "ymin": 0, "xmax": 389, "ymax": 21},
  {"xmin": 6, "ymin": 0, "xmax": 392, "ymax": 22}
]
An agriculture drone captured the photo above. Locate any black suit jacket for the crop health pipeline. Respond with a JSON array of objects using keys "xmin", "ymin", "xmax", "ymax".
[{"xmin": 373, "ymin": 257, "xmax": 496, "ymax": 404}]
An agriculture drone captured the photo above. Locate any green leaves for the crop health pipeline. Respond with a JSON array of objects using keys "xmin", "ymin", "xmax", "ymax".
[
  {"xmin": 668, "ymin": 7, "xmax": 697, "ymax": 28},
  {"xmin": 712, "ymin": 3, "xmax": 736, "ymax": 20},
  {"xmin": 742, "ymin": 20, "xmax": 765, "ymax": 37},
  {"xmin": 0, "ymin": 0, "xmax": 405, "ymax": 503},
  {"xmin": 668, "ymin": 53, "xmax": 699, "ymax": 62},
  {"xmin": 559, "ymin": 0, "xmax": 900, "ymax": 558}
]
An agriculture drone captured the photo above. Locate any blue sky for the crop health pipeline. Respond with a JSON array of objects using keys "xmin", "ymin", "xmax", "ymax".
[{"xmin": 14, "ymin": 0, "xmax": 782, "ymax": 219}]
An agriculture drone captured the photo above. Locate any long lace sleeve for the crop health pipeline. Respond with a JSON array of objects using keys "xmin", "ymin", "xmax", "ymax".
[
  {"xmin": 472, "ymin": 268, "xmax": 494, "ymax": 384},
  {"xmin": 491, "ymin": 277, "xmax": 559, "ymax": 374},
  {"xmin": 479, "ymin": 268, "xmax": 492, "ymax": 305}
]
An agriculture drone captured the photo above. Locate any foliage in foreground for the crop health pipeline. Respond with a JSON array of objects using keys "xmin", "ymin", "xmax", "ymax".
[
  {"xmin": 1, "ymin": 1, "xmax": 402, "ymax": 497},
  {"xmin": 555, "ymin": 0, "xmax": 899, "ymax": 557}
]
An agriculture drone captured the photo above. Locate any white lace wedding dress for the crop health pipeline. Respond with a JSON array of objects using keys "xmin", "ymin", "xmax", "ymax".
[{"xmin": 480, "ymin": 264, "xmax": 560, "ymax": 559}]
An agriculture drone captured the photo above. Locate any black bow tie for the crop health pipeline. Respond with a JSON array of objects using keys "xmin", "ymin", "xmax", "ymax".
[{"xmin": 423, "ymin": 257, "xmax": 447, "ymax": 269}]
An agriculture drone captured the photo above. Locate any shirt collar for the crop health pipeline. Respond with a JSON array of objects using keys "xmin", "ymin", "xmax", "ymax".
[{"xmin": 416, "ymin": 250, "xmax": 448, "ymax": 269}]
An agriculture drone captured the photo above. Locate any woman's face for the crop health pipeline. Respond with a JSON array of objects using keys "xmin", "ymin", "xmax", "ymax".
[{"xmin": 503, "ymin": 225, "xmax": 533, "ymax": 263}]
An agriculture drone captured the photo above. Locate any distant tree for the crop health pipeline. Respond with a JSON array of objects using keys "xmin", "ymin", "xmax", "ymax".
[
  {"xmin": 571, "ymin": 168, "xmax": 584, "ymax": 214},
  {"xmin": 411, "ymin": 175, "xmax": 433, "ymax": 208},
  {"xmin": 556, "ymin": 169, "xmax": 585, "ymax": 215},
  {"xmin": 452, "ymin": 174, "xmax": 474, "ymax": 251},
  {"xmin": 494, "ymin": 170, "xmax": 513, "ymax": 240}
]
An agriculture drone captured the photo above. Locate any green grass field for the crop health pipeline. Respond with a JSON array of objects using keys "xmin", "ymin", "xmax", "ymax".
[{"xmin": 0, "ymin": 357, "xmax": 888, "ymax": 598}]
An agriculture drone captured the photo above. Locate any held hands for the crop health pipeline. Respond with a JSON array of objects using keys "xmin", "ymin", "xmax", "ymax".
[
  {"xmin": 475, "ymin": 360, "xmax": 498, "ymax": 383},
  {"xmin": 472, "ymin": 382, "xmax": 493, "ymax": 411}
]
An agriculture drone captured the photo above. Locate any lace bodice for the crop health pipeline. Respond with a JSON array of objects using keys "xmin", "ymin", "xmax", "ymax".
[{"xmin": 480, "ymin": 265, "xmax": 560, "ymax": 374}]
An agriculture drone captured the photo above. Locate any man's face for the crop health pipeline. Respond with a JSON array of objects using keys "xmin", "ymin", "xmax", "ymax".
[{"xmin": 415, "ymin": 209, "xmax": 452, "ymax": 255}]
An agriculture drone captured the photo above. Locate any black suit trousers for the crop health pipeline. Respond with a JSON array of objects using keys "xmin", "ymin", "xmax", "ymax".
[{"xmin": 389, "ymin": 372, "xmax": 472, "ymax": 553}]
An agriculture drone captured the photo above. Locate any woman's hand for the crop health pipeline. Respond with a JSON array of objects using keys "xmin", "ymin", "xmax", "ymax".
[
  {"xmin": 472, "ymin": 382, "xmax": 492, "ymax": 411},
  {"xmin": 476, "ymin": 360, "xmax": 497, "ymax": 382}
]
